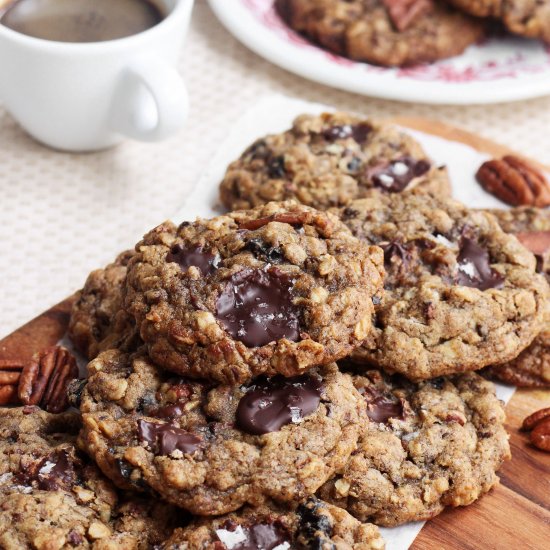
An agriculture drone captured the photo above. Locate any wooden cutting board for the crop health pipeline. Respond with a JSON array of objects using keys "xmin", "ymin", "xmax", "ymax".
[{"xmin": 1, "ymin": 119, "xmax": 549, "ymax": 550}]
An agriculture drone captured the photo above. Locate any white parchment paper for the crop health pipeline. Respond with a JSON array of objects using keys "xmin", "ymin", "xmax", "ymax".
[{"xmin": 171, "ymin": 94, "xmax": 518, "ymax": 549}]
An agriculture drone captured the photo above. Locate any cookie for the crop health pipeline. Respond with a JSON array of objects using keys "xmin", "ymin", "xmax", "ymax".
[
  {"xmin": 444, "ymin": 0, "xmax": 550, "ymax": 42},
  {"xmin": 0, "ymin": 407, "xmax": 179, "ymax": 549},
  {"xmin": 275, "ymin": 0, "xmax": 484, "ymax": 67},
  {"xmin": 161, "ymin": 498, "xmax": 384, "ymax": 549},
  {"xmin": 75, "ymin": 349, "xmax": 366, "ymax": 516},
  {"xmin": 69, "ymin": 250, "xmax": 139, "ymax": 361},
  {"xmin": 124, "ymin": 201, "xmax": 384, "ymax": 384},
  {"xmin": 318, "ymin": 369, "xmax": 510, "ymax": 526},
  {"xmin": 483, "ymin": 207, "xmax": 550, "ymax": 388},
  {"xmin": 220, "ymin": 112, "xmax": 451, "ymax": 212},
  {"xmin": 335, "ymin": 194, "xmax": 550, "ymax": 380}
]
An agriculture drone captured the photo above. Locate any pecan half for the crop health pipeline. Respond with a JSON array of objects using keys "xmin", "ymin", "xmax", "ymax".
[
  {"xmin": 0, "ymin": 359, "xmax": 25, "ymax": 405},
  {"xmin": 521, "ymin": 407, "xmax": 550, "ymax": 452},
  {"xmin": 18, "ymin": 346, "xmax": 79, "ymax": 413},
  {"xmin": 383, "ymin": 0, "xmax": 434, "ymax": 32},
  {"xmin": 476, "ymin": 155, "xmax": 550, "ymax": 207}
]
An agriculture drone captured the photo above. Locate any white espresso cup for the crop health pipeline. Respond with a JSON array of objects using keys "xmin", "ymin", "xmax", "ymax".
[{"xmin": 0, "ymin": 0, "xmax": 193, "ymax": 151}]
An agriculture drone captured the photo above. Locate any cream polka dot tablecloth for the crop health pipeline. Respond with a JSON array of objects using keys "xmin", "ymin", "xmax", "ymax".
[{"xmin": 1, "ymin": 0, "xmax": 550, "ymax": 338}]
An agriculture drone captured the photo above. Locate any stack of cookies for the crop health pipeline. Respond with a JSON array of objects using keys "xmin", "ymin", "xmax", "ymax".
[
  {"xmin": 275, "ymin": 0, "xmax": 550, "ymax": 67},
  {"xmin": 2, "ymin": 112, "xmax": 548, "ymax": 548}
]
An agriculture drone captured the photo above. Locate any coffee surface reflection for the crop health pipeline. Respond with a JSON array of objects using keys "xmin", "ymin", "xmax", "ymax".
[{"xmin": 0, "ymin": 0, "xmax": 165, "ymax": 43}]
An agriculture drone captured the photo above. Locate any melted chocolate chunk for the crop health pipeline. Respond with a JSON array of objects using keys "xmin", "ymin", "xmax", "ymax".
[
  {"xmin": 236, "ymin": 375, "xmax": 323, "ymax": 435},
  {"xmin": 455, "ymin": 237, "xmax": 504, "ymax": 290},
  {"xmin": 16, "ymin": 450, "xmax": 77, "ymax": 491},
  {"xmin": 369, "ymin": 156, "xmax": 430, "ymax": 193},
  {"xmin": 297, "ymin": 499, "xmax": 333, "ymax": 541},
  {"xmin": 137, "ymin": 420, "xmax": 202, "ymax": 456},
  {"xmin": 361, "ymin": 387, "xmax": 404, "ymax": 424},
  {"xmin": 215, "ymin": 521, "xmax": 291, "ymax": 550},
  {"xmin": 322, "ymin": 123, "xmax": 372, "ymax": 144},
  {"xmin": 244, "ymin": 238, "xmax": 285, "ymax": 264},
  {"xmin": 166, "ymin": 244, "xmax": 220, "ymax": 276},
  {"xmin": 216, "ymin": 267, "xmax": 300, "ymax": 348}
]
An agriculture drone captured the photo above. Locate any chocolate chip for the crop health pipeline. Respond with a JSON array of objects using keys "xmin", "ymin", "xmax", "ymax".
[
  {"xmin": 368, "ymin": 156, "xmax": 430, "ymax": 193},
  {"xmin": 360, "ymin": 387, "xmax": 404, "ymax": 424},
  {"xmin": 166, "ymin": 244, "xmax": 220, "ymax": 275},
  {"xmin": 322, "ymin": 123, "xmax": 372, "ymax": 144},
  {"xmin": 137, "ymin": 420, "xmax": 202, "ymax": 456},
  {"xmin": 215, "ymin": 521, "xmax": 291, "ymax": 550},
  {"xmin": 455, "ymin": 236, "xmax": 504, "ymax": 290},
  {"xmin": 347, "ymin": 156, "xmax": 362, "ymax": 172},
  {"xmin": 68, "ymin": 531, "xmax": 84, "ymax": 545},
  {"xmin": 236, "ymin": 375, "xmax": 323, "ymax": 435},
  {"xmin": 216, "ymin": 267, "xmax": 301, "ymax": 348},
  {"xmin": 244, "ymin": 238, "xmax": 285, "ymax": 264},
  {"xmin": 297, "ymin": 498, "xmax": 333, "ymax": 541},
  {"xmin": 267, "ymin": 156, "xmax": 286, "ymax": 178}
]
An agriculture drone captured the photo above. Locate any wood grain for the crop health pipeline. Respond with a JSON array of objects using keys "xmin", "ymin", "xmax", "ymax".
[{"xmin": 0, "ymin": 120, "xmax": 548, "ymax": 549}]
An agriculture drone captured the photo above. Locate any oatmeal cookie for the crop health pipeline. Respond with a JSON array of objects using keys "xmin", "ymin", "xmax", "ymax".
[
  {"xmin": 276, "ymin": 0, "xmax": 484, "ymax": 67},
  {"xmin": 444, "ymin": 0, "xmax": 550, "ymax": 41},
  {"xmin": 483, "ymin": 207, "xmax": 550, "ymax": 388},
  {"xmin": 124, "ymin": 201, "xmax": 384, "ymax": 384},
  {"xmin": 161, "ymin": 498, "xmax": 384, "ymax": 549},
  {"xmin": 75, "ymin": 349, "xmax": 366, "ymax": 516},
  {"xmin": 318, "ymin": 369, "xmax": 510, "ymax": 526},
  {"xmin": 69, "ymin": 250, "xmax": 139, "ymax": 361},
  {"xmin": 335, "ymin": 194, "xmax": 550, "ymax": 380},
  {"xmin": 0, "ymin": 407, "xmax": 179, "ymax": 549},
  {"xmin": 220, "ymin": 112, "xmax": 450, "ymax": 212}
]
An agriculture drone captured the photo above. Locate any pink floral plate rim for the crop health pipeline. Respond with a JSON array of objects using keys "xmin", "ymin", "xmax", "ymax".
[{"xmin": 208, "ymin": 0, "xmax": 550, "ymax": 104}]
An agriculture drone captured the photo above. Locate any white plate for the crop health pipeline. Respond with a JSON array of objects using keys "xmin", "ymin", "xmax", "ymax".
[{"xmin": 208, "ymin": 0, "xmax": 550, "ymax": 105}]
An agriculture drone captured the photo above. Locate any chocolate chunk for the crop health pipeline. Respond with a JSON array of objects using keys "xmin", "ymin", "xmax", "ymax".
[
  {"xmin": 322, "ymin": 123, "xmax": 372, "ymax": 143},
  {"xmin": 361, "ymin": 387, "xmax": 404, "ymax": 424},
  {"xmin": 215, "ymin": 521, "xmax": 290, "ymax": 550},
  {"xmin": 237, "ymin": 375, "xmax": 323, "ymax": 435},
  {"xmin": 216, "ymin": 267, "xmax": 300, "ymax": 348},
  {"xmin": 380, "ymin": 241, "xmax": 411, "ymax": 268},
  {"xmin": 455, "ymin": 236, "xmax": 504, "ymax": 290},
  {"xmin": 297, "ymin": 499, "xmax": 333, "ymax": 539},
  {"xmin": 137, "ymin": 420, "xmax": 202, "ymax": 456},
  {"xmin": 369, "ymin": 156, "xmax": 430, "ymax": 193},
  {"xmin": 244, "ymin": 238, "xmax": 284, "ymax": 264},
  {"xmin": 166, "ymin": 244, "xmax": 220, "ymax": 276},
  {"xmin": 16, "ymin": 450, "xmax": 77, "ymax": 492},
  {"xmin": 516, "ymin": 231, "xmax": 550, "ymax": 274},
  {"xmin": 267, "ymin": 156, "xmax": 286, "ymax": 178}
]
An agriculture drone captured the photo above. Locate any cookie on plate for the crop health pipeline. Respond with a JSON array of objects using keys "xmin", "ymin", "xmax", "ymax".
[
  {"xmin": 124, "ymin": 201, "xmax": 384, "ymax": 384},
  {"xmin": 75, "ymin": 349, "xmax": 366, "ymax": 516},
  {"xmin": 69, "ymin": 250, "xmax": 139, "ymax": 361},
  {"xmin": 483, "ymin": 207, "xmax": 550, "ymax": 388},
  {"xmin": 0, "ymin": 407, "xmax": 179, "ymax": 549},
  {"xmin": 220, "ymin": 112, "xmax": 450, "ymax": 211},
  {"xmin": 319, "ymin": 368, "xmax": 510, "ymax": 526},
  {"xmin": 335, "ymin": 194, "xmax": 549, "ymax": 380},
  {"xmin": 444, "ymin": 0, "xmax": 550, "ymax": 42},
  {"xmin": 275, "ymin": 0, "xmax": 484, "ymax": 67},
  {"xmin": 160, "ymin": 498, "xmax": 384, "ymax": 549}
]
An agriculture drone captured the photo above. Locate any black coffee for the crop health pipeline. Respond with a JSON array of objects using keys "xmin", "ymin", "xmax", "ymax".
[{"xmin": 0, "ymin": 0, "xmax": 165, "ymax": 43}]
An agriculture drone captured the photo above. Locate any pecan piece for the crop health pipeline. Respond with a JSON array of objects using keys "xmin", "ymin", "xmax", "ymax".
[
  {"xmin": 18, "ymin": 346, "xmax": 79, "ymax": 413},
  {"xmin": 521, "ymin": 407, "xmax": 550, "ymax": 452},
  {"xmin": 476, "ymin": 155, "xmax": 550, "ymax": 207},
  {"xmin": 239, "ymin": 212, "xmax": 312, "ymax": 231},
  {"xmin": 530, "ymin": 418, "xmax": 550, "ymax": 452},
  {"xmin": 522, "ymin": 407, "xmax": 550, "ymax": 431},
  {"xmin": 383, "ymin": 0, "xmax": 434, "ymax": 32},
  {"xmin": 0, "ymin": 359, "xmax": 25, "ymax": 405}
]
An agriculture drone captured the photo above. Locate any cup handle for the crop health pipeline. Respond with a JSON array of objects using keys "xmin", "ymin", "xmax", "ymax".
[{"xmin": 109, "ymin": 56, "xmax": 189, "ymax": 142}]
